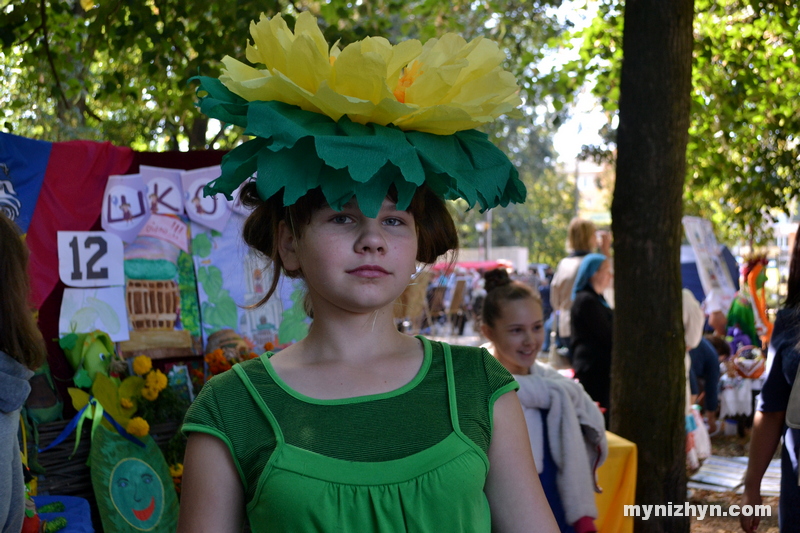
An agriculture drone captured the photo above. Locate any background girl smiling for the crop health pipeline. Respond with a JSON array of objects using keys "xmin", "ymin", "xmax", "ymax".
[{"xmin": 481, "ymin": 268, "xmax": 607, "ymax": 533}]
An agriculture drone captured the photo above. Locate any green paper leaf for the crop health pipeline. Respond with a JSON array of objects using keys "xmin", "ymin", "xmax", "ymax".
[
  {"xmin": 68, "ymin": 388, "xmax": 91, "ymax": 412},
  {"xmin": 59, "ymin": 333, "xmax": 78, "ymax": 351},
  {"xmin": 194, "ymin": 79, "xmax": 526, "ymax": 216},
  {"xmin": 73, "ymin": 368, "xmax": 93, "ymax": 389}
]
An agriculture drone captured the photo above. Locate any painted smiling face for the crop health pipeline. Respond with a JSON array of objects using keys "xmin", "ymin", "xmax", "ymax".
[{"xmin": 110, "ymin": 458, "xmax": 164, "ymax": 530}]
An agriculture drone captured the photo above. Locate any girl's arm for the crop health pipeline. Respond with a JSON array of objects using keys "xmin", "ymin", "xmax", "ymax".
[
  {"xmin": 740, "ymin": 410, "xmax": 785, "ymax": 533},
  {"xmin": 178, "ymin": 433, "xmax": 245, "ymax": 533},
  {"xmin": 485, "ymin": 391, "xmax": 559, "ymax": 533}
]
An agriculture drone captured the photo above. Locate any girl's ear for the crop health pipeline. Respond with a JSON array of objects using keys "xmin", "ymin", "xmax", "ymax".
[{"xmin": 277, "ymin": 220, "xmax": 301, "ymax": 272}]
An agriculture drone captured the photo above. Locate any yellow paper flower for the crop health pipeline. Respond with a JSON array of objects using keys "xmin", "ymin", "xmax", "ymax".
[
  {"xmin": 126, "ymin": 417, "xmax": 150, "ymax": 437},
  {"xmin": 219, "ymin": 12, "xmax": 521, "ymax": 135},
  {"xmin": 120, "ymin": 397, "xmax": 134, "ymax": 409},
  {"xmin": 132, "ymin": 355, "xmax": 152, "ymax": 376},
  {"xmin": 145, "ymin": 369, "xmax": 168, "ymax": 392},
  {"xmin": 141, "ymin": 386, "xmax": 159, "ymax": 401},
  {"xmin": 169, "ymin": 463, "xmax": 184, "ymax": 478}
]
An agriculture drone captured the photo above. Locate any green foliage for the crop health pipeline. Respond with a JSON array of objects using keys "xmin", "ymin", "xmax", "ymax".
[
  {"xmin": 136, "ymin": 384, "xmax": 189, "ymax": 427},
  {"xmin": 547, "ymin": 0, "xmax": 800, "ymax": 243},
  {"xmin": 2, "ymin": 0, "xmax": 567, "ymax": 147},
  {"xmin": 451, "ymin": 114, "xmax": 575, "ymax": 266}
]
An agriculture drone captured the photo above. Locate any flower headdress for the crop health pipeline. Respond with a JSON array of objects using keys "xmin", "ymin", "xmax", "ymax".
[{"xmin": 197, "ymin": 11, "xmax": 526, "ymax": 217}]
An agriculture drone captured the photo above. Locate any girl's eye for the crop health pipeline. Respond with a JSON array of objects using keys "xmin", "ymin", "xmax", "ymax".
[
  {"xmin": 331, "ymin": 215, "xmax": 352, "ymax": 224},
  {"xmin": 383, "ymin": 217, "xmax": 404, "ymax": 227}
]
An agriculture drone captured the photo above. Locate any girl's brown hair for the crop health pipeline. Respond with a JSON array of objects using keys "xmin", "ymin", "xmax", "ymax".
[
  {"xmin": 240, "ymin": 183, "xmax": 459, "ymax": 307},
  {"xmin": 481, "ymin": 268, "xmax": 541, "ymax": 328},
  {"xmin": 0, "ymin": 212, "xmax": 47, "ymax": 370}
]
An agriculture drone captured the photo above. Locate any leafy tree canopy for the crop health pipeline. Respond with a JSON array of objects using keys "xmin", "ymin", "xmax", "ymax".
[
  {"xmin": 1, "ymin": 0, "xmax": 573, "ymax": 260},
  {"xmin": 1, "ymin": 0, "xmax": 565, "ymax": 148},
  {"xmin": 546, "ymin": 0, "xmax": 800, "ymax": 243}
]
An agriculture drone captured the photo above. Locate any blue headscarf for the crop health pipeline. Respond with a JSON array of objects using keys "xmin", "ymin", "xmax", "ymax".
[{"xmin": 571, "ymin": 253, "xmax": 607, "ymax": 301}]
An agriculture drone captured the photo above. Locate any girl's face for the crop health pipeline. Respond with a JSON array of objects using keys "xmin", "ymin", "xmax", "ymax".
[
  {"xmin": 482, "ymin": 297, "xmax": 544, "ymax": 375},
  {"xmin": 279, "ymin": 198, "xmax": 418, "ymax": 315}
]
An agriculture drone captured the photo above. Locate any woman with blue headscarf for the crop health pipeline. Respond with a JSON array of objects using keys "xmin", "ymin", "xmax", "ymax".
[{"xmin": 570, "ymin": 253, "xmax": 614, "ymax": 423}]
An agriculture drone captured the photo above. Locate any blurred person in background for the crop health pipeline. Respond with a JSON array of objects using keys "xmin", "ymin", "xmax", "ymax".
[
  {"xmin": 569, "ymin": 254, "xmax": 614, "ymax": 424},
  {"xmin": 550, "ymin": 219, "xmax": 611, "ymax": 355},
  {"xmin": 741, "ymin": 222, "xmax": 800, "ymax": 533},
  {"xmin": 0, "ymin": 212, "xmax": 48, "ymax": 533}
]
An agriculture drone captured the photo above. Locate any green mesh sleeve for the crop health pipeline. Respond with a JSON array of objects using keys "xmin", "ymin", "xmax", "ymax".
[
  {"xmin": 450, "ymin": 344, "xmax": 519, "ymax": 455},
  {"xmin": 182, "ymin": 366, "xmax": 278, "ymax": 503}
]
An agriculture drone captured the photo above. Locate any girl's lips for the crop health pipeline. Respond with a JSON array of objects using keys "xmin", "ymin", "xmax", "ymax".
[{"xmin": 347, "ymin": 265, "xmax": 390, "ymax": 278}]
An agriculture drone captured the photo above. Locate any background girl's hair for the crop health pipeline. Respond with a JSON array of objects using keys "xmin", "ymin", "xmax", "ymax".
[
  {"xmin": 240, "ymin": 183, "xmax": 459, "ymax": 310},
  {"xmin": 0, "ymin": 212, "xmax": 47, "ymax": 370},
  {"xmin": 481, "ymin": 268, "xmax": 541, "ymax": 328},
  {"xmin": 786, "ymin": 220, "xmax": 800, "ymax": 309},
  {"xmin": 567, "ymin": 217, "xmax": 597, "ymax": 253}
]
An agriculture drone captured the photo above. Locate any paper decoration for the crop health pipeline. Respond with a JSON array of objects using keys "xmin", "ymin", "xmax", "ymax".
[
  {"xmin": 58, "ymin": 231, "xmax": 125, "ymax": 287},
  {"xmin": 90, "ymin": 425, "xmax": 179, "ymax": 533},
  {"xmin": 141, "ymin": 165, "xmax": 185, "ymax": 216},
  {"xmin": 168, "ymin": 364, "xmax": 194, "ymax": 402},
  {"xmin": 60, "ymin": 286, "xmax": 130, "ymax": 342},
  {"xmin": 683, "ymin": 216, "xmax": 737, "ymax": 308},
  {"xmin": 102, "ymin": 174, "xmax": 151, "ymax": 243},
  {"xmin": 119, "ymin": 221, "xmax": 200, "ymax": 357},
  {"xmin": 190, "ymin": 213, "xmax": 308, "ymax": 349},
  {"xmin": 138, "ymin": 214, "xmax": 189, "ymax": 253},
  {"xmin": 181, "ymin": 166, "xmax": 231, "ymax": 232},
  {"xmin": 228, "ymin": 179, "xmax": 255, "ymax": 217}
]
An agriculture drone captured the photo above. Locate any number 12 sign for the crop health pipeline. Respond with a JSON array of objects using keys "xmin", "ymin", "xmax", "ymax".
[{"xmin": 57, "ymin": 231, "xmax": 125, "ymax": 288}]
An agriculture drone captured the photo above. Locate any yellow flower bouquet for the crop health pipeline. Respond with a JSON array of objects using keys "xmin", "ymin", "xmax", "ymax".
[{"xmin": 196, "ymin": 12, "xmax": 526, "ymax": 217}]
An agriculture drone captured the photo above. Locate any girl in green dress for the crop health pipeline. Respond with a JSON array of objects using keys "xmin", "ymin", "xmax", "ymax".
[{"xmin": 177, "ymin": 11, "xmax": 558, "ymax": 533}]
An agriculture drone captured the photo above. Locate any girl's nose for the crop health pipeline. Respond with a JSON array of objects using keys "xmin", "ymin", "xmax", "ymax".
[{"xmin": 354, "ymin": 220, "xmax": 386, "ymax": 253}]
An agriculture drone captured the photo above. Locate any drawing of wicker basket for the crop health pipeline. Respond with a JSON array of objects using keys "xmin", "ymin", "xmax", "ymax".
[{"xmin": 126, "ymin": 279, "xmax": 180, "ymax": 330}]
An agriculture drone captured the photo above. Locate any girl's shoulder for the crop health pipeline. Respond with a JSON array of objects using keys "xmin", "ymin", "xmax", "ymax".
[{"xmin": 428, "ymin": 338, "xmax": 517, "ymax": 396}]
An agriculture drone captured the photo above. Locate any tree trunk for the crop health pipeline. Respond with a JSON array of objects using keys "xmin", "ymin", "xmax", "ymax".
[{"xmin": 610, "ymin": 1, "xmax": 694, "ymax": 532}]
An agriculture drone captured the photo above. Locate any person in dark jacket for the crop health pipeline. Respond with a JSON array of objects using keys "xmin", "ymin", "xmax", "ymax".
[
  {"xmin": 0, "ymin": 212, "xmax": 48, "ymax": 533},
  {"xmin": 570, "ymin": 254, "xmax": 614, "ymax": 423}
]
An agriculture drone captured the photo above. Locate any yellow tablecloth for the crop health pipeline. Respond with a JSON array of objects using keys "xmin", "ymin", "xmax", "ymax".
[{"xmin": 595, "ymin": 431, "xmax": 637, "ymax": 533}]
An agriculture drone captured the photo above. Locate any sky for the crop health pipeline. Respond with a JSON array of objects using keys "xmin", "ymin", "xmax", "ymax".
[{"xmin": 544, "ymin": 0, "xmax": 608, "ymax": 163}]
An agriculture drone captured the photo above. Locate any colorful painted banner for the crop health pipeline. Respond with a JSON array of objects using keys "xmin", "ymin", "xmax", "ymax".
[
  {"xmin": 141, "ymin": 165, "xmax": 185, "ymax": 216},
  {"xmin": 181, "ymin": 166, "xmax": 231, "ymax": 232},
  {"xmin": 102, "ymin": 173, "xmax": 151, "ymax": 243},
  {"xmin": 190, "ymin": 212, "xmax": 308, "ymax": 350},
  {"xmin": 0, "ymin": 132, "xmax": 133, "ymax": 307}
]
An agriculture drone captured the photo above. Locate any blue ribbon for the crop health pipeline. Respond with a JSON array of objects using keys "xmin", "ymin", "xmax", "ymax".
[{"xmin": 38, "ymin": 396, "xmax": 146, "ymax": 454}]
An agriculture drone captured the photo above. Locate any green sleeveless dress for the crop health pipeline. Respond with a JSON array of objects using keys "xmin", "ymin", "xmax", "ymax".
[{"xmin": 183, "ymin": 337, "xmax": 518, "ymax": 532}]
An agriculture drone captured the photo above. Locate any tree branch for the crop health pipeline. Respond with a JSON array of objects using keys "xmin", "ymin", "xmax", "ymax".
[
  {"xmin": 17, "ymin": 22, "xmax": 45, "ymax": 45},
  {"xmin": 40, "ymin": 0, "xmax": 70, "ymax": 111}
]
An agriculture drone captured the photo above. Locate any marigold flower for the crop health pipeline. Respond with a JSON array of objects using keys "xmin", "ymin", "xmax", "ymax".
[
  {"xmin": 169, "ymin": 463, "xmax": 184, "ymax": 478},
  {"xmin": 205, "ymin": 349, "xmax": 232, "ymax": 375},
  {"xmin": 126, "ymin": 417, "xmax": 150, "ymax": 437},
  {"xmin": 120, "ymin": 398, "xmax": 134, "ymax": 409},
  {"xmin": 145, "ymin": 369, "xmax": 168, "ymax": 392},
  {"xmin": 218, "ymin": 12, "xmax": 521, "ymax": 135},
  {"xmin": 264, "ymin": 342, "xmax": 274, "ymax": 351},
  {"xmin": 141, "ymin": 386, "xmax": 159, "ymax": 401},
  {"xmin": 132, "ymin": 355, "xmax": 152, "ymax": 376}
]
